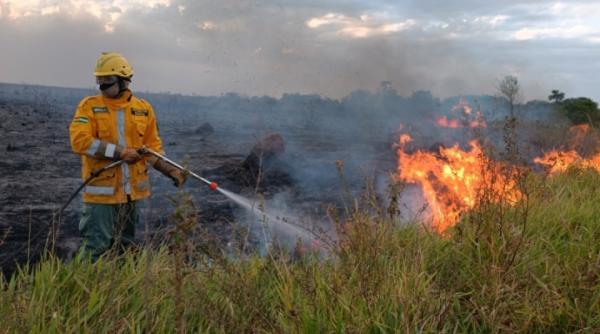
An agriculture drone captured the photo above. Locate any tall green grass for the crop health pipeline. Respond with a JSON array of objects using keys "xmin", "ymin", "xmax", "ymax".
[{"xmin": 1, "ymin": 169, "xmax": 599, "ymax": 333}]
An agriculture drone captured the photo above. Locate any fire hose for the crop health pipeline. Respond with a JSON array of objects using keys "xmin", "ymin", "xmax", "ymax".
[
  {"xmin": 59, "ymin": 159, "xmax": 125, "ymax": 215},
  {"xmin": 0, "ymin": 150, "xmax": 220, "ymax": 267},
  {"xmin": 138, "ymin": 147, "xmax": 219, "ymax": 191},
  {"xmin": 0, "ymin": 160, "xmax": 128, "ymax": 266},
  {"xmin": 59, "ymin": 147, "xmax": 219, "ymax": 214}
]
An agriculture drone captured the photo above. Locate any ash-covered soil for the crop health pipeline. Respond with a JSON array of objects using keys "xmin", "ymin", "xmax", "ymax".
[
  {"xmin": 1, "ymin": 83, "xmax": 569, "ymax": 278},
  {"xmin": 0, "ymin": 91, "xmax": 397, "ymax": 277}
]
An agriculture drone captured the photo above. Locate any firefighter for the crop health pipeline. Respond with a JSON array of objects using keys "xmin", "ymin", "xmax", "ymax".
[{"xmin": 69, "ymin": 52, "xmax": 185, "ymax": 260}]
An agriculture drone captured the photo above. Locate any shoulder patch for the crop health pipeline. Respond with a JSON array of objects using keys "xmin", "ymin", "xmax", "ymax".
[
  {"xmin": 131, "ymin": 97, "xmax": 155, "ymax": 117},
  {"xmin": 72, "ymin": 116, "xmax": 89, "ymax": 124},
  {"xmin": 92, "ymin": 106, "xmax": 109, "ymax": 113}
]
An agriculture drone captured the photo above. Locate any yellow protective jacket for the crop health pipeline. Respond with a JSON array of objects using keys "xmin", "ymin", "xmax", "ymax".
[{"xmin": 69, "ymin": 90, "xmax": 163, "ymax": 204}]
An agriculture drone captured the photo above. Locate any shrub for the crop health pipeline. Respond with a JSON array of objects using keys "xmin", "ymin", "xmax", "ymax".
[{"xmin": 560, "ymin": 97, "xmax": 600, "ymax": 126}]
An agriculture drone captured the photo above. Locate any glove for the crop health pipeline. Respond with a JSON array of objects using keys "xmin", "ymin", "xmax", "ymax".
[
  {"xmin": 153, "ymin": 159, "xmax": 187, "ymax": 187},
  {"xmin": 120, "ymin": 147, "xmax": 142, "ymax": 163}
]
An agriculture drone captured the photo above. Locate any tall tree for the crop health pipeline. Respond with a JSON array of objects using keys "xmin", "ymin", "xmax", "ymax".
[
  {"xmin": 548, "ymin": 90, "xmax": 565, "ymax": 103},
  {"xmin": 498, "ymin": 75, "xmax": 521, "ymax": 118}
]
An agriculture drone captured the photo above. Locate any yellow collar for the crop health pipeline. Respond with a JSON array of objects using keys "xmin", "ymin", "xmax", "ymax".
[{"xmin": 102, "ymin": 89, "xmax": 133, "ymax": 106}]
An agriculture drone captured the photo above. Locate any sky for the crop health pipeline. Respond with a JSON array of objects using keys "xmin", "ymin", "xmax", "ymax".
[{"xmin": 0, "ymin": 0, "xmax": 599, "ymax": 101}]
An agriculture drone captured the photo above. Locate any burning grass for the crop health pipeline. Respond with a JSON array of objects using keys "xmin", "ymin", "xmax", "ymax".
[
  {"xmin": 1, "ymin": 167, "xmax": 600, "ymax": 332},
  {"xmin": 396, "ymin": 137, "xmax": 522, "ymax": 232},
  {"xmin": 535, "ymin": 150, "xmax": 600, "ymax": 175},
  {"xmin": 533, "ymin": 124, "xmax": 600, "ymax": 175},
  {"xmin": 395, "ymin": 120, "xmax": 600, "ymax": 233}
]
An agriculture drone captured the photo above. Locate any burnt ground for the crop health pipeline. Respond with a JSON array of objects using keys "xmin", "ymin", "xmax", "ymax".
[{"xmin": 0, "ymin": 95, "xmax": 397, "ymax": 278}]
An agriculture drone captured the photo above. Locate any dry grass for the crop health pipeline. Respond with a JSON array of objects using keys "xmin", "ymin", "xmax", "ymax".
[{"xmin": 1, "ymin": 164, "xmax": 599, "ymax": 332}]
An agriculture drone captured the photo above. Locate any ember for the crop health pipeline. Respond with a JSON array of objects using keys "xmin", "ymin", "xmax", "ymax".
[
  {"xmin": 434, "ymin": 98, "xmax": 486, "ymax": 129},
  {"xmin": 436, "ymin": 116, "xmax": 461, "ymax": 129}
]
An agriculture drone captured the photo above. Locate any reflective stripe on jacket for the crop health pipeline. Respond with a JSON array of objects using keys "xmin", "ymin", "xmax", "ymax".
[{"xmin": 69, "ymin": 90, "xmax": 163, "ymax": 204}]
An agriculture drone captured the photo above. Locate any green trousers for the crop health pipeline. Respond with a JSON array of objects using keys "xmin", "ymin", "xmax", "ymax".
[{"xmin": 78, "ymin": 201, "xmax": 139, "ymax": 261}]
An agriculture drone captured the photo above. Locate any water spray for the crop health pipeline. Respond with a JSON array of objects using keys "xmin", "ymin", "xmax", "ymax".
[{"xmin": 140, "ymin": 147, "xmax": 322, "ymax": 253}]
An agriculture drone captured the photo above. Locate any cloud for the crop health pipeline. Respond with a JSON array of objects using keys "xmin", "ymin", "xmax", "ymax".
[
  {"xmin": 473, "ymin": 15, "xmax": 509, "ymax": 27},
  {"xmin": 0, "ymin": 0, "xmax": 172, "ymax": 32},
  {"xmin": 0, "ymin": 0, "xmax": 598, "ymax": 102},
  {"xmin": 306, "ymin": 12, "xmax": 416, "ymax": 38},
  {"xmin": 197, "ymin": 20, "xmax": 217, "ymax": 30},
  {"xmin": 513, "ymin": 25, "xmax": 598, "ymax": 42},
  {"xmin": 507, "ymin": 3, "xmax": 600, "ymax": 44}
]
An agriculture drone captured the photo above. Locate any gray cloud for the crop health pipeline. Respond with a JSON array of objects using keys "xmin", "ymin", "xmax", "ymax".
[{"xmin": 0, "ymin": 0, "xmax": 598, "ymax": 101}]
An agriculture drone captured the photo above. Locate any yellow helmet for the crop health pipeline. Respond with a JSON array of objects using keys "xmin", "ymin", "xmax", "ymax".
[{"xmin": 93, "ymin": 52, "xmax": 134, "ymax": 78}]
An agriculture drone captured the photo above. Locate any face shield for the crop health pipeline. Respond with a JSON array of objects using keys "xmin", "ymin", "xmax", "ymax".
[
  {"xmin": 96, "ymin": 75, "xmax": 119, "ymax": 91},
  {"xmin": 96, "ymin": 75, "xmax": 131, "ymax": 92}
]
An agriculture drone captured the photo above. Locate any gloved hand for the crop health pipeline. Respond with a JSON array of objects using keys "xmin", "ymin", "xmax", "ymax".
[
  {"xmin": 120, "ymin": 147, "xmax": 142, "ymax": 163},
  {"xmin": 153, "ymin": 159, "xmax": 187, "ymax": 187}
]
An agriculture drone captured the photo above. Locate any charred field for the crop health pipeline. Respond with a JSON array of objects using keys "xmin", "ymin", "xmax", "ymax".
[
  {"xmin": 0, "ymin": 83, "xmax": 400, "ymax": 276},
  {"xmin": 1, "ymin": 83, "xmax": 600, "ymax": 332}
]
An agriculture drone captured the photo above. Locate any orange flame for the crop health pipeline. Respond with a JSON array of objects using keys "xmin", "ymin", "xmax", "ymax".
[
  {"xmin": 436, "ymin": 116, "xmax": 461, "ymax": 128},
  {"xmin": 534, "ymin": 150, "xmax": 582, "ymax": 174},
  {"xmin": 534, "ymin": 124, "xmax": 600, "ymax": 174},
  {"xmin": 436, "ymin": 96, "xmax": 486, "ymax": 129},
  {"xmin": 470, "ymin": 112, "xmax": 487, "ymax": 128},
  {"xmin": 534, "ymin": 149, "xmax": 600, "ymax": 174},
  {"xmin": 452, "ymin": 96, "xmax": 473, "ymax": 115},
  {"xmin": 397, "ymin": 139, "xmax": 519, "ymax": 232},
  {"xmin": 399, "ymin": 134, "xmax": 412, "ymax": 145},
  {"xmin": 435, "ymin": 115, "xmax": 487, "ymax": 129}
]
